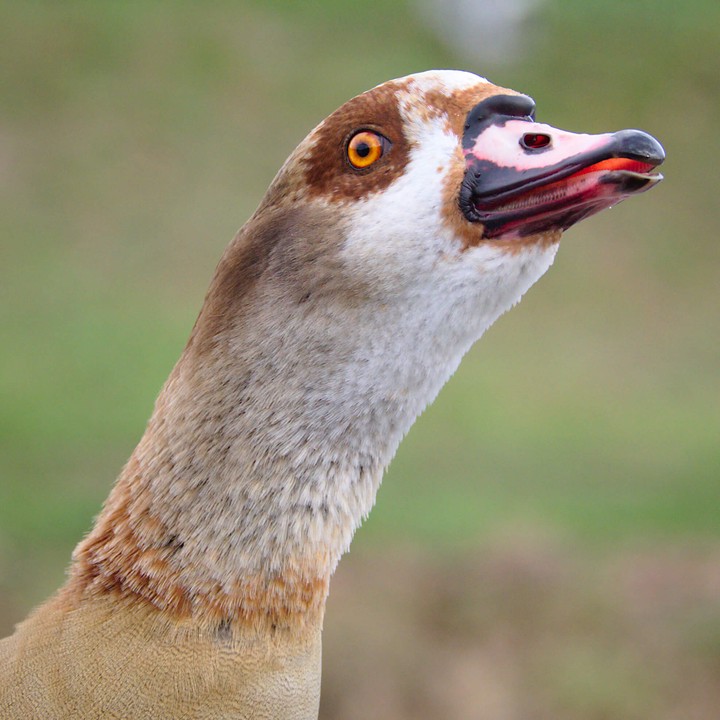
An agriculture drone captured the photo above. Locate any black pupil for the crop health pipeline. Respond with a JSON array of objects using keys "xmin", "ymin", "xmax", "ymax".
[{"xmin": 356, "ymin": 141, "xmax": 371, "ymax": 158}]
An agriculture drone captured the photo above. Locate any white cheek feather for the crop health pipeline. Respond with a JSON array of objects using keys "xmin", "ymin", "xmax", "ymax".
[{"xmin": 339, "ymin": 117, "xmax": 461, "ymax": 290}]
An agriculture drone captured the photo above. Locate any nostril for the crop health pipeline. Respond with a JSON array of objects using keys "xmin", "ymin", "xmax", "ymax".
[{"xmin": 521, "ymin": 132, "xmax": 552, "ymax": 151}]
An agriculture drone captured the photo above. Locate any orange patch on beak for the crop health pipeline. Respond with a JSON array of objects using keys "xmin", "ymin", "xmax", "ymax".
[{"xmin": 573, "ymin": 157, "xmax": 657, "ymax": 177}]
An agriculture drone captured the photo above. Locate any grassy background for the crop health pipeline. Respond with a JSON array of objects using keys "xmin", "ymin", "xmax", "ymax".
[{"xmin": 1, "ymin": 1, "xmax": 718, "ymax": 717}]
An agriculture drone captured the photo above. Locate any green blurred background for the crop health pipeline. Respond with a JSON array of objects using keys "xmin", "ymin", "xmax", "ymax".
[{"xmin": 1, "ymin": 1, "xmax": 718, "ymax": 717}]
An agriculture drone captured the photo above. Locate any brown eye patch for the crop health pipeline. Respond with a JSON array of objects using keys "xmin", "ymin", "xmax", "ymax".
[{"xmin": 302, "ymin": 80, "xmax": 410, "ymax": 203}]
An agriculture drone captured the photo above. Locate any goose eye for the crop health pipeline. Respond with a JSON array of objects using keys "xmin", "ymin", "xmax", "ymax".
[{"xmin": 347, "ymin": 130, "xmax": 389, "ymax": 169}]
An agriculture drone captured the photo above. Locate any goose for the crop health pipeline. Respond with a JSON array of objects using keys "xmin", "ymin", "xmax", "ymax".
[{"xmin": 0, "ymin": 70, "xmax": 664, "ymax": 719}]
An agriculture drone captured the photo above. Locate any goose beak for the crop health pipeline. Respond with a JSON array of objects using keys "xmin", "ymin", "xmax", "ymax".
[{"xmin": 459, "ymin": 95, "xmax": 665, "ymax": 239}]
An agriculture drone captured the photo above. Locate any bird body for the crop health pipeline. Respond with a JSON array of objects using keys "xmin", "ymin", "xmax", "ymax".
[
  {"xmin": 0, "ymin": 70, "xmax": 663, "ymax": 718},
  {"xmin": 1, "ymin": 591, "xmax": 321, "ymax": 718}
]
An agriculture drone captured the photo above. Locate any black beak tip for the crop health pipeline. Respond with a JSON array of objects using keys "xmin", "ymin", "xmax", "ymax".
[{"xmin": 612, "ymin": 129, "xmax": 666, "ymax": 165}]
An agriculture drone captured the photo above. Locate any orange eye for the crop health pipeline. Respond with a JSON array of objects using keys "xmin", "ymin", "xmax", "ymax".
[{"xmin": 347, "ymin": 130, "xmax": 388, "ymax": 169}]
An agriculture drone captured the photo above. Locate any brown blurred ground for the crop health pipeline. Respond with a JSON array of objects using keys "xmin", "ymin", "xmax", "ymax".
[{"xmin": 321, "ymin": 539, "xmax": 720, "ymax": 720}]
